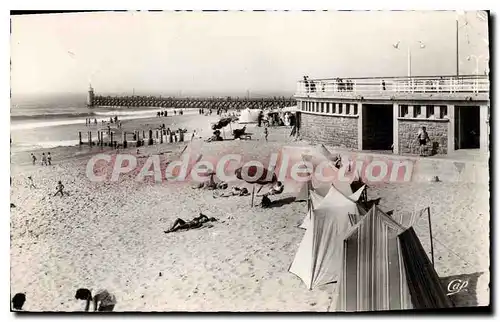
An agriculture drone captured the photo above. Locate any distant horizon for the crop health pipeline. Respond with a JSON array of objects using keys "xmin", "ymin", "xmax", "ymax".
[
  {"xmin": 11, "ymin": 11, "xmax": 489, "ymax": 96},
  {"xmin": 10, "ymin": 90, "xmax": 296, "ymax": 105}
]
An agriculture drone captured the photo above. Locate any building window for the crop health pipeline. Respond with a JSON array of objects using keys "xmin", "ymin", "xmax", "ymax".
[
  {"xmin": 399, "ymin": 105, "xmax": 408, "ymax": 117},
  {"xmin": 346, "ymin": 104, "xmax": 351, "ymax": 115},
  {"xmin": 315, "ymin": 102, "xmax": 319, "ymax": 113},
  {"xmin": 353, "ymin": 104, "xmax": 358, "ymax": 115},
  {"xmin": 440, "ymin": 105, "xmax": 448, "ymax": 118},
  {"xmin": 426, "ymin": 106, "xmax": 433, "ymax": 118},
  {"xmin": 415, "ymin": 105, "xmax": 423, "ymax": 118},
  {"xmin": 321, "ymin": 102, "xmax": 324, "ymax": 113},
  {"xmin": 326, "ymin": 103, "xmax": 330, "ymax": 113},
  {"xmin": 339, "ymin": 104, "xmax": 343, "ymax": 114}
]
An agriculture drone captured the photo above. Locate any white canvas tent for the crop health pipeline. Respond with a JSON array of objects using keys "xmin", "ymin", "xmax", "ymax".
[
  {"xmin": 281, "ymin": 105, "xmax": 298, "ymax": 113},
  {"xmin": 238, "ymin": 108, "xmax": 260, "ymax": 124},
  {"xmin": 289, "ymin": 184, "xmax": 362, "ymax": 289},
  {"xmin": 299, "ymin": 183, "xmax": 366, "ymax": 230}
]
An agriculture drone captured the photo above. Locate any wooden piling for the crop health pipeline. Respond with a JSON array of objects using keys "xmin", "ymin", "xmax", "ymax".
[
  {"xmin": 79, "ymin": 132, "xmax": 82, "ymax": 145},
  {"xmin": 110, "ymin": 132, "xmax": 114, "ymax": 147},
  {"xmin": 100, "ymin": 132, "xmax": 104, "ymax": 146},
  {"xmin": 88, "ymin": 132, "xmax": 92, "ymax": 146},
  {"xmin": 160, "ymin": 131, "xmax": 163, "ymax": 144},
  {"xmin": 148, "ymin": 129, "xmax": 153, "ymax": 145},
  {"xmin": 123, "ymin": 131, "xmax": 128, "ymax": 148}
]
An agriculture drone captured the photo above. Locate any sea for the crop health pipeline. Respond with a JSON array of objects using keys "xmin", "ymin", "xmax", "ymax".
[{"xmin": 10, "ymin": 93, "xmax": 194, "ymax": 164}]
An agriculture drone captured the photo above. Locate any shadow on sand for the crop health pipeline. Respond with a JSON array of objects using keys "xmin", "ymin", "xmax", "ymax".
[{"xmin": 266, "ymin": 196, "xmax": 297, "ymax": 209}]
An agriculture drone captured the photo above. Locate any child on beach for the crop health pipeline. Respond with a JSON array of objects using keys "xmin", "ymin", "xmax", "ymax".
[
  {"xmin": 264, "ymin": 127, "xmax": 269, "ymax": 142},
  {"xmin": 12, "ymin": 293, "xmax": 26, "ymax": 311},
  {"xmin": 75, "ymin": 288, "xmax": 116, "ymax": 312},
  {"xmin": 47, "ymin": 152, "xmax": 52, "ymax": 166},
  {"xmin": 41, "ymin": 153, "xmax": 47, "ymax": 166},
  {"xmin": 31, "ymin": 153, "xmax": 37, "ymax": 165},
  {"xmin": 417, "ymin": 126, "xmax": 430, "ymax": 157},
  {"xmin": 53, "ymin": 181, "xmax": 65, "ymax": 197},
  {"xmin": 27, "ymin": 176, "xmax": 36, "ymax": 189}
]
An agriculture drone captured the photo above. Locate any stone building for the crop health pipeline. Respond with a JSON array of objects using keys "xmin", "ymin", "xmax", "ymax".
[{"xmin": 295, "ymin": 75, "xmax": 489, "ymax": 155}]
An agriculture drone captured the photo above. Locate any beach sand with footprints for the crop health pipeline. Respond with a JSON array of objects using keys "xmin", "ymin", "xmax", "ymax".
[{"xmin": 10, "ymin": 116, "xmax": 489, "ymax": 311}]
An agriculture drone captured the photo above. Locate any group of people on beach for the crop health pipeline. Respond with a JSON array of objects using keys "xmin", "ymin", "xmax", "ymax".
[
  {"xmin": 30, "ymin": 152, "xmax": 51, "ymax": 166},
  {"xmin": 85, "ymin": 118, "xmax": 98, "ymax": 126},
  {"xmin": 156, "ymin": 110, "xmax": 169, "ymax": 117},
  {"xmin": 12, "ymin": 288, "xmax": 117, "ymax": 312}
]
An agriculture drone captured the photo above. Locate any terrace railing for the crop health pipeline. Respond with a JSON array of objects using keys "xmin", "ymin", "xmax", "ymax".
[{"xmin": 295, "ymin": 75, "xmax": 490, "ymax": 99}]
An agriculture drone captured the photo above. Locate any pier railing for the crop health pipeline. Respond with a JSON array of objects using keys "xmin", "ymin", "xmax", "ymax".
[{"xmin": 295, "ymin": 75, "xmax": 490, "ymax": 100}]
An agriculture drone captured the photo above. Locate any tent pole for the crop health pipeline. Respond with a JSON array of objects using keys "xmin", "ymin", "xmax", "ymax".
[
  {"xmin": 427, "ymin": 207, "xmax": 435, "ymax": 266},
  {"xmin": 251, "ymin": 185, "xmax": 255, "ymax": 207}
]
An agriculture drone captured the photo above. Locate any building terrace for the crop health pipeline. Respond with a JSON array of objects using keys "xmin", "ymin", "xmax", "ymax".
[{"xmin": 294, "ymin": 75, "xmax": 490, "ymax": 156}]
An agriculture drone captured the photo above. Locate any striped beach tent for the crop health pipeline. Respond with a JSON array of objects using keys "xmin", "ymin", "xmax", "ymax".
[
  {"xmin": 289, "ymin": 184, "xmax": 362, "ymax": 290},
  {"xmin": 336, "ymin": 206, "xmax": 453, "ymax": 311}
]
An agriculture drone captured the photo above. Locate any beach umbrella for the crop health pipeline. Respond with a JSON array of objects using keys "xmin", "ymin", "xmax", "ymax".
[{"xmin": 235, "ymin": 165, "xmax": 277, "ymax": 207}]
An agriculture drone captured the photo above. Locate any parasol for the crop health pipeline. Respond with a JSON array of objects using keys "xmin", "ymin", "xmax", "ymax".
[{"xmin": 234, "ymin": 165, "xmax": 277, "ymax": 207}]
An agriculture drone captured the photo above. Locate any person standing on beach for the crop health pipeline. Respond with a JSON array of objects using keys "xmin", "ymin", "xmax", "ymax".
[
  {"xmin": 417, "ymin": 126, "xmax": 430, "ymax": 157},
  {"xmin": 264, "ymin": 127, "xmax": 269, "ymax": 142},
  {"xmin": 75, "ymin": 288, "xmax": 117, "ymax": 312},
  {"xmin": 31, "ymin": 153, "xmax": 37, "ymax": 165},
  {"xmin": 47, "ymin": 152, "xmax": 52, "ymax": 166},
  {"xmin": 54, "ymin": 181, "xmax": 65, "ymax": 197},
  {"xmin": 41, "ymin": 153, "xmax": 47, "ymax": 166},
  {"xmin": 27, "ymin": 176, "xmax": 36, "ymax": 189}
]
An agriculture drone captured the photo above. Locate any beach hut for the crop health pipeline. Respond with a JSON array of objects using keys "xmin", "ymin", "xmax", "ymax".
[
  {"xmin": 238, "ymin": 108, "xmax": 260, "ymax": 124},
  {"xmin": 335, "ymin": 206, "xmax": 453, "ymax": 311},
  {"xmin": 289, "ymin": 184, "xmax": 362, "ymax": 290}
]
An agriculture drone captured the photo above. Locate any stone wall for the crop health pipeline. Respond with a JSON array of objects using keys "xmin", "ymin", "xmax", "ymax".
[
  {"xmin": 301, "ymin": 113, "xmax": 358, "ymax": 148},
  {"xmin": 398, "ymin": 120, "xmax": 449, "ymax": 155}
]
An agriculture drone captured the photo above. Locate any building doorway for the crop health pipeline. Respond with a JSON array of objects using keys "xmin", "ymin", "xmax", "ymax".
[
  {"xmin": 454, "ymin": 106, "xmax": 480, "ymax": 150},
  {"xmin": 362, "ymin": 104, "xmax": 393, "ymax": 150}
]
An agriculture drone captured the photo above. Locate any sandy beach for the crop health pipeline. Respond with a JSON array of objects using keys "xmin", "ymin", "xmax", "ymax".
[{"xmin": 10, "ymin": 115, "xmax": 490, "ymax": 311}]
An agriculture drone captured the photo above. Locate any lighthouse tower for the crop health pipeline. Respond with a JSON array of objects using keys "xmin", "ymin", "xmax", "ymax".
[{"xmin": 87, "ymin": 84, "xmax": 95, "ymax": 107}]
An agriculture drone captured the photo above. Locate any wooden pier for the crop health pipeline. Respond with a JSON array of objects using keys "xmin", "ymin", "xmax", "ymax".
[{"xmin": 88, "ymin": 93, "xmax": 296, "ymax": 109}]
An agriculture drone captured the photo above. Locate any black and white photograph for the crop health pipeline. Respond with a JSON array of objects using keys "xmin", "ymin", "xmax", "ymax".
[{"xmin": 8, "ymin": 8, "xmax": 491, "ymax": 313}]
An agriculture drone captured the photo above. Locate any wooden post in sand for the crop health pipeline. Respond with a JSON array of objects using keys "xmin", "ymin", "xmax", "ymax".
[
  {"xmin": 88, "ymin": 132, "xmax": 92, "ymax": 146},
  {"xmin": 79, "ymin": 132, "xmax": 82, "ymax": 145},
  {"xmin": 160, "ymin": 131, "xmax": 163, "ymax": 144},
  {"xmin": 148, "ymin": 129, "xmax": 153, "ymax": 145},
  {"xmin": 100, "ymin": 132, "xmax": 104, "ymax": 146},
  {"xmin": 251, "ymin": 185, "xmax": 255, "ymax": 207},
  {"xmin": 110, "ymin": 132, "xmax": 114, "ymax": 147},
  {"xmin": 427, "ymin": 207, "xmax": 435, "ymax": 267},
  {"xmin": 123, "ymin": 131, "xmax": 128, "ymax": 148}
]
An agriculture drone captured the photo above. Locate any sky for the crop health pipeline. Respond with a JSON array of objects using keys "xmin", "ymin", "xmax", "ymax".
[{"xmin": 10, "ymin": 10, "xmax": 489, "ymax": 97}]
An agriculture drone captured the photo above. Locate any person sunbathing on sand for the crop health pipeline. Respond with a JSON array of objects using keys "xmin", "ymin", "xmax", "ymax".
[
  {"xmin": 213, "ymin": 186, "xmax": 250, "ymax": 198},
  {"xmin": 75, "ymin": 288, "xmax": 116, "ymax": 312},
  {"xmin": 265, "ymin": 181, "xmax": 284, "ymax": 196},
  {"xmin": 164, "ymin": 213, "xmax": 217, "ymax": 233}
]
